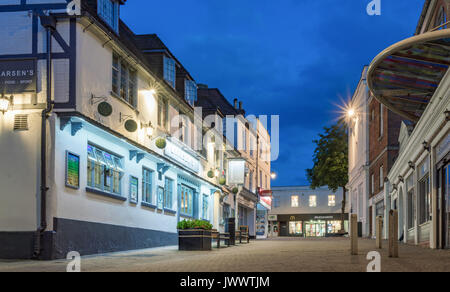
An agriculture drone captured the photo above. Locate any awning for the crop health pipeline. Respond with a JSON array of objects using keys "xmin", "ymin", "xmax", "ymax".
[{"xmin": 367, "ymin": 29, "xmax": 450, "ymax": 122}]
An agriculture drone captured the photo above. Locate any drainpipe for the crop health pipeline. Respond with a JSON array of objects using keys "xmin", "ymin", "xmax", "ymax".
[{"xmin": 33, "ymin": 14, "xmax": 56, "ymax": 259}]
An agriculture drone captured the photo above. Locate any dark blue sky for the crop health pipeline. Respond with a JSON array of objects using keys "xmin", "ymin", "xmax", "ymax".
[{"xmin": 122, "ymin": 0, "xmax": 425, "ymax": 187}]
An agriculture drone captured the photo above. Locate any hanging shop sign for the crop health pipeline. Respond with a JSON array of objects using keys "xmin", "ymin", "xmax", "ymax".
[
  {"xmin": 65, "ymin": 151, "xmax": 80, "ymax": 189},
  {"xmin": 259, "ymin": 195, "xmax": 272, "ymax": 210},
  {"xmin": 227, "ymin": 159, "xmax": 246, "ymax": 185},
  {"xmin": 0, "ymin": 59, "xmax": 37, "ymax": 94},
  {"xmin": 165, "ymin": 140, "xmax": 200, "ymax": 173}
]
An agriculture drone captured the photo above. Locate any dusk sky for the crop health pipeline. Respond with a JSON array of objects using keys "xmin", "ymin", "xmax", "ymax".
[{"xmin": 122, "ymin": 0, "xmax": 425, "ymax": 187}]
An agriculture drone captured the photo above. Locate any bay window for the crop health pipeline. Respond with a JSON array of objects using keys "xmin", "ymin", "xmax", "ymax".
[{"xmin": 87, "ymin": 144, "xmax": 123, "ymax": 195}]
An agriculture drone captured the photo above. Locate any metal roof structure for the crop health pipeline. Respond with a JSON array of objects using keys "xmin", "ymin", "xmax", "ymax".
[{"xmin": 367, "ymin": 29, "xmax": 450, "ymax": 122}]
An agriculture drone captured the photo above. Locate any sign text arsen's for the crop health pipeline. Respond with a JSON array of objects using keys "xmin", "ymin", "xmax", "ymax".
[{"xmin": 0, "ymin": 59, "xmax": 37, "ymax": 94}]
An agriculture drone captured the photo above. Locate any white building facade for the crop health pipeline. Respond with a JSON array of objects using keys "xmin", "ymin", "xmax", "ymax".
[
  {"xmin": 347, "ymin": 67, "xmax": 371, "ymax": 237},
  {"xmin": 0, "ymin": 0, "xmax": 257, "ymax": 259}
]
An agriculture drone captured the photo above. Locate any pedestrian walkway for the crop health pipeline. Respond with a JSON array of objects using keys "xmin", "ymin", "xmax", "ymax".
[{"xmin": 1, "ymin": 238, "xmax": 449, "ymax": 272}]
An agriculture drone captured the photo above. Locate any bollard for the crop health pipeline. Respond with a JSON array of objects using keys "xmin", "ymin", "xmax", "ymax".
[
  {"xmin": 351, "ymin": 214, "xmax": 358, "ymax": 255},
  {"xmin": 389, "ymin": 210, "xmax": 399, "ymax": 258},
  {"xmin": 376, "ymin": 216, "xmax": 383, "ymax": 249}
]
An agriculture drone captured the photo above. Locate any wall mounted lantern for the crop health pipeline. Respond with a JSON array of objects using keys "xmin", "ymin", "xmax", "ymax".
[
  {"xmin": 423, "ymin": 141, "xmax": 431, "ymax": 153},
  {"xmin": 141, "ymin": 121, "xmax": 154, "ymax": 138},
  {"xmin": 408, "ymin": 161, "xmax": 416, "ymax": 170},
  {"xmin": 0, "ymin": 95, "xmax": 13, "ymax": 114},
  {"xmin": 271, "ymin": 172, "xmax": 277, "ymax": 180}
]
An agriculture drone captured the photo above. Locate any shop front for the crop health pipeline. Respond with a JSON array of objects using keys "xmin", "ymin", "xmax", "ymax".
[
  {"xmin": 276, "ymin": 214, "xmax": 349, "ymax": 237},
  {"xmin": 437, "ymin": 133, "xmax": 450, "ymax": 249}
]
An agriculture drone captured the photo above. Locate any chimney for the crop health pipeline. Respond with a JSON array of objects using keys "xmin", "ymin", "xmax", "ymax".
[
  {"xmin": 234, "ymin": 99, "xmax": 238, "ymax": 109},
  {"xmin": 239, "ymin": 101, "xmax": 243, "ymax": 110}
]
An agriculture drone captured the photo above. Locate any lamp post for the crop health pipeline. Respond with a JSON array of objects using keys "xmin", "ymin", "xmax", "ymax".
[{"xmin": 270, "ymin": 172, "xmax": 277, "ymax": 180}]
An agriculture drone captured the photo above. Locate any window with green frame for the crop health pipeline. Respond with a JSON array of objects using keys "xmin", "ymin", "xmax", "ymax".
[
  {"xmin": 87, "ymin": 144, "xmax": 123, "ymax": 195},
  {"xmin": 142, "ymin": 168, "xmax": 153, "ymax": 204},
  {"xmin": 164, "ymin": 178, "xmax": 173, "ymax": 209},
  {"xmin": 180, "ymin": 185, "xmax": 194, "ymax": 217}
]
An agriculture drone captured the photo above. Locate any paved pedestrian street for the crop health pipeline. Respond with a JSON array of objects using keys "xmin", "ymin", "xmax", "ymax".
[{"xmin": 1, "ymin": 238, "xmax": 450, "ymax": 272}]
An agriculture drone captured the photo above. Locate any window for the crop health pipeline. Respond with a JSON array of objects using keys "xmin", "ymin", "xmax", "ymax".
[
  {"xmin": 419, "ymin": 175, "xmax": 431, "ymax": 224},
  {"xmin": 157, "ymin": 187, "xmax": 164, "ymax": 210},
  {"xmin": 309, "ymin": 195, "xmax": 317, "ymax": 207},
  {"xmin": 222, "ymin": 203, "xmax": 231, "ymax": 225},
  {"xmin": 164, "ymin": 57, "xmax": 176, "ymax": 88},
  {"xmin": 327, "ymin": 221, "xmax": 342, "ymax": 234},
  {"xmin": 379, "ymin": 166, "xmax": 384, "ymax": 188},
  {"xmin": 289, "ymin": 222, "xmax": 303, "ymax": 235},
  {"xmin": 408, "ymin": 190, "xmax": 415, "ymax": 229},
  {"xmin": 142, "ymin": 168, "xmax": 153, "ymax": 204},
  {"xmin": 185, "ymin": 80, "xmax": 197, "ymax": 106},
  {"xmin": 97, "ymin": 0, "xmax": 119, "ymax": 31},
  {"xmin": 157, "ymin": 98, "xmax": 168, "ymax": 129},
  {"xmin": 249, "ymin": 171, "xmax": 253, "ymax": 193},
  {"xmin": 112, "ymin": 54, "xmax": 137, "ymax": 107},
  {"xmin": 291, "ymin": 196, "xmax": 299, "ymax": 207},
  {"xmin": 202, "ymin": 194, "xmax": 209, "ymax": 220},
  {"xmin": 379, "ymin": 103, "xmax": 384, "ymax": 137},
  {"xmin": 87, "ymin": 144, "xmax": 123, "ymax": 195},
  {"xmin": 164, "ymin": 178, "xmax": 173, "ymax": 209},
  {"xmin": 328, "ymin": 195, "xmax": 336, "ymax": 207},
  {"xmin": 180, "ymin": 185, "xmax": 194, "ymax": 217},
  {"xmin": 241, "ymin": 128, "xmax": 247, "ymax": 152}
]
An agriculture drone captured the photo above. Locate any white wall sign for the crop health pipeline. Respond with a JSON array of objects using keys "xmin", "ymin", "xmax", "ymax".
[
  {"xmin": 164, "ymin": 141, "xmax": 200, "ymax": 173},
  {"xmin": 228, "ymin": 159, "xmax": 245, "ymax": 185}
]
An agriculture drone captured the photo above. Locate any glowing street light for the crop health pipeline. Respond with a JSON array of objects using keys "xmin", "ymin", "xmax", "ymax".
[
  {"xmin": 270, "ymin": 172, "xmax": 277, "ymax": 180},
  {"xmin": 347, "ymin": 108, "xmax": 355, "ymax": 118}
]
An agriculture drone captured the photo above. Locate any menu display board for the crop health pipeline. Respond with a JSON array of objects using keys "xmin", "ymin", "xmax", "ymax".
[
  {"xmin": 129, "ymin": 176, "xmax": 139, "ymax": 204},
  {"xmin": 66, "ymin": 152, "xmax": 80, "ymax": 189}
]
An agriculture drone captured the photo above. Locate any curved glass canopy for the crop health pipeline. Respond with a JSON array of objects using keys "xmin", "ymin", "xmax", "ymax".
[{"xmin": 367, "ymin": 29, "xmax": 450, "ymax": 122}]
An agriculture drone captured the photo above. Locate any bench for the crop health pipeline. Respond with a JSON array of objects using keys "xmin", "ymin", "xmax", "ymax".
[{"xmin": 211, "ymin": 229, "xmax": 231, "ymax": 248}]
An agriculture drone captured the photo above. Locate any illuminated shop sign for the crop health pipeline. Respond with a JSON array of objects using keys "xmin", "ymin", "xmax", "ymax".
[
  {"xmin": 65, "ymin": 151, "xmax": 80, "ymax": 189},
  {"xmin": 165, "ymin": 141, "xmax": 200, "ymax": 173},
  {"xmin": 0, "ymin": 59, "xmax": 37, "ymax": 94}
]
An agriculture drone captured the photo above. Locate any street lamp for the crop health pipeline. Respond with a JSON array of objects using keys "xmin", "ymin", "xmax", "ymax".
[
  {"xmin": 271, "ymin": 172, "xmax": 277, "ymax": 180},
  {"xmin": 0, "ymin": 95, "xmax": 11, "ymax": 114},
  {"xmin": 347, "ymin": 108, "xmax": 355, "ymax": 119}
]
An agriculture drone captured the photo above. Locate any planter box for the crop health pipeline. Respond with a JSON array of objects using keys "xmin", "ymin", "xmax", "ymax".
[{"xmin": 178, "ymin": 229, "xmax": 212, "ymax": 251}]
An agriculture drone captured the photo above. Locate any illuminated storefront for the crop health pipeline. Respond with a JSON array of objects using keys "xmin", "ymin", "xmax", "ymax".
[{"xmin": 275, "ymin": 214, "xmax": 349, "ymax": 237}]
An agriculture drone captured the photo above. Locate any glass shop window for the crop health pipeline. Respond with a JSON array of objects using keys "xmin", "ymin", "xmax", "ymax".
[{"xmin": 87, "ymin": 144, "xmax": 123, "ymax": 195}]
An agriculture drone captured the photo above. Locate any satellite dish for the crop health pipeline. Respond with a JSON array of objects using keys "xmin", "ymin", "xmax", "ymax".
[
  {"xmin": 124, "ymin": 120, "xmax": 138, "ymax": 133},
  {"xmin": 97, "ymin": 102, "xmax": 113, "ymax": 117}
]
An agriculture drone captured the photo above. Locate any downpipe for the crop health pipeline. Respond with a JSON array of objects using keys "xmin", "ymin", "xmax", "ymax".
[{"xmin": 33, "ymin": 15, "xmax": 56, "ymax": 259}]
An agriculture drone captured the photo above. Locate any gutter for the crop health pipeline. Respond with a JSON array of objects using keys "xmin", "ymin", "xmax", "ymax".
[{"xmin": 33, "ymin": 14, "xmax": 56, "ymax": 259}]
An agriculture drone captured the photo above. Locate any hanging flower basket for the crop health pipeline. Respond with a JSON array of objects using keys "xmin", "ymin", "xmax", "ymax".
[
  {"xmin": 207, "ymin": 170, "xmax": 215, "ymax": 178},
  {"xmin": 219, "ymin": 176, "xmax": 226, "ymax": 186},
  {"xmin": 155, "ymin": 138, "xmax": 167, "ymax": 149},
  {"xmin": 232, "ymin": 187, "xmax": 239, "ymax": 194}
]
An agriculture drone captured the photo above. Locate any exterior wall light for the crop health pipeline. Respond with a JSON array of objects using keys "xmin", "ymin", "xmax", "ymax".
[
  {"xmin": 445, "ymin": 110, "xmax": 450, "ymax": 122},
  {"xmin": 408, "ymin": 161, "xmax": 416, "ymax": 170},
  {"xmin": 0, "ymin": 95, "xmax": 12, "ymax": 114},
  {"xmin": 142, "ymin": 122, "xmax": 154, "ymax": 138},
  {"xmin": 423, "ymin": 141, "xmax": 431, "ymax": 152},
  {"xmin": 398, "ymin": 175, "xmax": 404, "ymax": 183}
]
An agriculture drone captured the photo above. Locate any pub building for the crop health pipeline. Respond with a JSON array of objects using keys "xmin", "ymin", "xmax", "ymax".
[
  {"xmin": 0, "ymin": 0, "xmax": 272, "ymax": 259},
  {"xmin": 269, "ymin": 186, "xmax": 349, "ymax": 237},
  {"xmin": 365, "ymin": 0, "xmax": 449, "ymax": 249}
]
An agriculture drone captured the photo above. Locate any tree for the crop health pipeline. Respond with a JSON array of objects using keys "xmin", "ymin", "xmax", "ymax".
[{"xmin": 307, "ymin": 121, "xmax": 348, "ymax": 233}]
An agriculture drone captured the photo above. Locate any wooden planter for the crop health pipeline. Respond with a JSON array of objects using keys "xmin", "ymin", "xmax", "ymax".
[{"xmin": 178, "ymin": 229, "xmax": 212, "ymax": 251}]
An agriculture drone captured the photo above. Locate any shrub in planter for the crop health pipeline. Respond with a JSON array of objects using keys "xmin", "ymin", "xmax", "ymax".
[
  {"xmin": 155, "ymin": 138, "xmax": 167, "ymax": 149},
  {"xmin": 219, "ymin": 176, "xmax": 226, "ymax": 186},
  {"xmin": 178, "ymin": 220, "xmax": 213, "ymax": 251}
]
